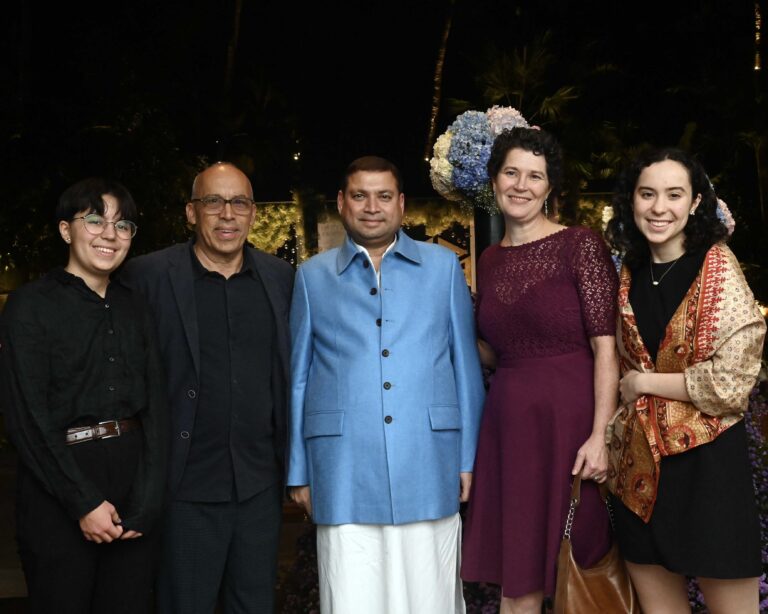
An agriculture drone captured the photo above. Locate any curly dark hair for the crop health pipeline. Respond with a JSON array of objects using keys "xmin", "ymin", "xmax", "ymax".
[
  {"xmin": 486, "ymin": 127, "xmax": 564, "ymax": 205},
  {"xmin": 605, "ymin": 148, "xmax": 728, "ymax": 268}
]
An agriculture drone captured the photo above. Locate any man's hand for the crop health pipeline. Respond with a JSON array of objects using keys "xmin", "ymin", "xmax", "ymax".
[
  {"xmin": 79, "ymin": 501, "xmax": 124, "ymax": 543},
  {"xmin": 459, "ymin": 472, "xmax": 473, "ymax": 502},
  {"xmin": 289, "ymin": 486, "xmax": 312, "ymax": 518}
]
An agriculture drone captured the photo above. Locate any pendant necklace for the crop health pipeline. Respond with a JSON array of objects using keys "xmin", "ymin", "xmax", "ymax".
[{"xmin": 650, "ymin": 254, "xmax": 683, "ymax": 286}]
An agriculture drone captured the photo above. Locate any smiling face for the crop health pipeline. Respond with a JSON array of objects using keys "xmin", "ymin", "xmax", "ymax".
[
  {"xmin": 632, "ymin": 159, "xmax": 702, "ymax": 261},
  {"xmin": 59, "ymin": 194, "xmax": 132, "ymax": 284},
  {"xmin": 186, "ymin": 164, "xmax": 256, "ymax": 267},
  {"xmin": 337, "ymin": 170, "xmax": 404, "ymax": 255},
  {"xmin": 491, "ymin": 148, "xmax": 551, "ymax": 222}
]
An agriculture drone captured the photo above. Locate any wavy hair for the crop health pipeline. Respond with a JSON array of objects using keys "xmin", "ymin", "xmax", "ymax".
[
  {"xmin": 605, "ymin": 148, "xmax": 728, "ymax": 268},
  {"xmin": 486, "ymin": 127, "xmax": 564, "ymax": 205}
]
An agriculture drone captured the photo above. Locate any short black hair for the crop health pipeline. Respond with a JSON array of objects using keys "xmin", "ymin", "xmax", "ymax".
[
  {"xmin": 486, "ymin": 127, "xmax": 564, "ymax": 203},
  {"xmin": 55, "ymin": 177, "xmax": 138, "ymax": 223},
  {"xmin": 605, "ymin": 148, "xmax": 728, "ymax": 268},
  {"xmin": 340, "ymin": 156, "xmax": 404, "ymax": 193}
]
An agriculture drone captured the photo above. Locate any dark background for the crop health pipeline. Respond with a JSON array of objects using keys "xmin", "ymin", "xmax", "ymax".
[{"xmin": 3, "ymin": 0, "xmax": 767, "ymax": 296}]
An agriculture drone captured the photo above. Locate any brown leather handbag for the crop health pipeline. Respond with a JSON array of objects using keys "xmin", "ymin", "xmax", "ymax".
[{"xmin": 553, "ymin": 476, "xmax": 640, "ymax": 614}]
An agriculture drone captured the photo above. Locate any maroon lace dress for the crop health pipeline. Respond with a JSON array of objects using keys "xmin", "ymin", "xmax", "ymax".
[{"xmin": 461, "ymin": 226, "xmax": 618, "ymax": 598}]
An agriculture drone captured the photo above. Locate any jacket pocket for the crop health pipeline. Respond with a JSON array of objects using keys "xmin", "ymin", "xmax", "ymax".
[
  {"xmin": 303, "ymin": 411, "xmax": 344, "ymax": 439},
  {"xmin": 428, "ymin": 404, "xmax": 461, "ymax": 430}
]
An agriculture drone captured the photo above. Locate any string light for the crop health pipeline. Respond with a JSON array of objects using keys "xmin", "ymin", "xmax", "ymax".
[{"xmin": 755, "ymin": 2, "xmax": 762, "ymax": 71}]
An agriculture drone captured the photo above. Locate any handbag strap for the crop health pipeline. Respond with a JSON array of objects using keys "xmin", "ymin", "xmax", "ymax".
[
  {"xmin": 563, "ymin": 475, "xmax": 616, "ymax": 540},
  {"xmin": 562, "ymin": 476, "xmax": 582, "ymax": 540}
]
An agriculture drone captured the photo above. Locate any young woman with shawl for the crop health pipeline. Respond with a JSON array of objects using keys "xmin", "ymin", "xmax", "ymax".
[{"xmin": 605, "ymin": 148, "xmax": 765, "ymax": 614}]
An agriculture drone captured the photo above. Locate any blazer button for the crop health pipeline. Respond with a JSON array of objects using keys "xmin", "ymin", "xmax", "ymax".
[
  {"xmin": 382, "ymin": 349, "xmax": 389, "ymax": 357},
  {"xmin": 180, "ymin": 431, "xmax": 190, "ymax": 439},
  {"xmin": 384, "ymin": 415, "xmax": 393, "ymax": 424},
  {"xmin": 376, "ymin": 318, "xmax": 382, "ymax": 327},
  {"xmin": 187, "ymin": 389, "xmax": 197, "ymax": 399},
  {"xmin": 370, "ymin": 288, "xmax": 378, "ymax": 296},
  {"xmin": 383, "ymin": 382, "xmax": 392, "ymax": 390}
]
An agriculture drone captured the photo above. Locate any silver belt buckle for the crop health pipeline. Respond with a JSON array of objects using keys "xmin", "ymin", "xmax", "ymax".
[{"xmin": 98, "ymin": 419, "xmax": 121, "ymax": 439}]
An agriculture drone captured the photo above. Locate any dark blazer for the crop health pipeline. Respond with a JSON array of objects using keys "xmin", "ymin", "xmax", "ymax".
[{"xmin": 121, "ymin": 240, "xmax": 294, "ymax": 496}]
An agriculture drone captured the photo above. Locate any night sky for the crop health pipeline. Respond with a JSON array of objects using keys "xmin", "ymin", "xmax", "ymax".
[{"xmin": 4, "ymin": 1, "xmax": 766, "ymax": 275}]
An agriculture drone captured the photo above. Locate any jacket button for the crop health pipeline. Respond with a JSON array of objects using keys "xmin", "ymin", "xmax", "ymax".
[
  {"xmin": 370, "ymin": 288, "xmax": 377, "ymax": 296},
  {"xmin": 180, "ymin": 431, "xmax": 190, "ymax": 439},
  {"xmin": 363, "ymin": 261, "xmax": 370, "ymax": 269},
  {"xmin": 383, "ymin": 382, "xmax": 391, "ymax": 390},
  {"xmin": 382, "ymin": 349, "xmax": 389, "ymax": 357},
  {"xmin": 108, "ymin": 385, "xmax": 116, "ymax": 392},
  {"xmin": 108, "ymin": 356, "xmax": 116, "ymax": 362},
  {"xmin": 376, "ymin": 318, "xmax": 382, "ymax": 327},
  {"xmin": 187, "ymin": 389, "xmax": 197, "ymax": 399},
  {"xmin": 384, "ymin": 415, "xmax": 393, "ymax": 424}
]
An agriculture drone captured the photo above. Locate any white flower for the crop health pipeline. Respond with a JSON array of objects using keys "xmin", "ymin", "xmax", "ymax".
[
  {"xmin": 601, "ymin": 205, "xmax": 614, "ymax": 230},
  {"xmin": 487, "ymin": 105, "xmax": 528, "ymax": 136}
]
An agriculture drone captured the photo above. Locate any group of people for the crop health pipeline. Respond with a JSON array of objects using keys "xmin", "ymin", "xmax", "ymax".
[{"xmin": 0, "ymin": 126, "xmax": 764, "ymax": 614}]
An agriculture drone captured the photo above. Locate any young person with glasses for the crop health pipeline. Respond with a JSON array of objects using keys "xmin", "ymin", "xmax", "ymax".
[{"xmin": 0, "ymin": 177, "xmax": 168, "ymax": 613}]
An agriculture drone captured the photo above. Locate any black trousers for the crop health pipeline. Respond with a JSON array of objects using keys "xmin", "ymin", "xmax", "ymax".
[
  {"xmin": 16, "ymin": 430, "xmax": 159, "ymax": 614},
  {"xmin": 157, "ymin": 482, "xmax": 282, "ymax": 614}
]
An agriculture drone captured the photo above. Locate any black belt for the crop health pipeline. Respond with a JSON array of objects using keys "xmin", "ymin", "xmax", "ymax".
[{"xmin": 65, "ymin": 418, "xmax": 140, "ymax": 446}]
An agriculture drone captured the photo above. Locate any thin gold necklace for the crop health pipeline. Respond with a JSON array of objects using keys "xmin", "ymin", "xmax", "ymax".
[{"xmin": 650, "ymin": 254, "xmax": 683, "ymax": 286}]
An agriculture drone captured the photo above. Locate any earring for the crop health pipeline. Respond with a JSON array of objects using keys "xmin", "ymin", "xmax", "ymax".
[
  {"xmin": 689, "ymin": 209, "xmax": 695, "ymax": 216},
  {"xmin": 544, "ymin": 198, "xmax": 549, "ymax": 217}
]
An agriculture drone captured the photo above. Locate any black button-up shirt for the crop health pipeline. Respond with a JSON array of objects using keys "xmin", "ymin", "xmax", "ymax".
[
  {"xmin": 175, "ymin": 248, "xmax": 277, "ymax": 502},
  {"xmin": 0, "ymin": 268, "xmax": 168, "ymax": 531}
]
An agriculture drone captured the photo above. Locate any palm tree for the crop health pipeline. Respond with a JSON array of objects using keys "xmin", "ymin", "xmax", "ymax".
[
  {"xmin": 424, "ymin": 0, "xmax": 456, "ymax": 161},
  {"xmin": 447, "ymin": 32, "xmax": 578, "ymax": 128},
  {"xmin": 739, "ymin": 130, "xmax": 766, "ymax": 223}
]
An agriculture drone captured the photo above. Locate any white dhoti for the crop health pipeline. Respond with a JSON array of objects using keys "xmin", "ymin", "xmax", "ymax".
[{"xmin": 316, "ymin": 513, "xmax": 465, "ymax": 614}]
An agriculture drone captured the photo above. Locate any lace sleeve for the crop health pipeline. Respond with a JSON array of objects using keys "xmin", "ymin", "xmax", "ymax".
[{"xmin": 571, "ymin": 228, "xmax": 618, "ymax": 337}]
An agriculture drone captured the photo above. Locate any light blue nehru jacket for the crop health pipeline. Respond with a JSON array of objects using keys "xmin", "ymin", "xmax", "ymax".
[{"xmin": 286, "ymin": 230, "xmax": 485, "ymax": 525}]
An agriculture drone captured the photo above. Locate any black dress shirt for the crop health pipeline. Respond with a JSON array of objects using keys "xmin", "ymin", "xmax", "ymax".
[
  {"xmin": 0, "ymin": 268, "xmax": 168, "ymax": 531},
  {"xmin": 175, "ymin": 248, "xmax": 278, "ymax": 502}
]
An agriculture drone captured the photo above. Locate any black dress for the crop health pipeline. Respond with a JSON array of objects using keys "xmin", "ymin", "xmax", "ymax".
[{"xmin": 611, "ymin": 250, "xmax": 762, "ymax": 578}]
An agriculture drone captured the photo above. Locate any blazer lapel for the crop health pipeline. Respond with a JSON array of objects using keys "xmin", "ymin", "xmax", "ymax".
[
  {"xmin": 169, "ymin": 245, "xmax": 201, "ymax": 376},
  {"xmin": 249, "ymin": 250, "xmax": 289, "ymax": 372}
]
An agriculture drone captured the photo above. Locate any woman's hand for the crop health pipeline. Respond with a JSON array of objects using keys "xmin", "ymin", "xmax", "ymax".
[
  {"xmin": 572, "ymin": 432, "xmax": 608, "ymax": 483},
  {"xmin": 619, "ymin": 369, "xmax": 645, "ymax": 405},
  {"xmin": 477, "ymin": 339, "xmax": 497, "ymax": 370}
]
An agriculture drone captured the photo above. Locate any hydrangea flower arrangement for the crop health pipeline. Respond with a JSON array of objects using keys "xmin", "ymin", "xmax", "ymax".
[{"xmin": 430, "ymin": 106, "xmax": 529, "ymax": 213}]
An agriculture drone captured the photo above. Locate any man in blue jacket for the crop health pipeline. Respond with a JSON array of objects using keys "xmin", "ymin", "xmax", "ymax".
[{"xmin": 287, "ymin": 156, "xmax": 485, "ymax": 613}]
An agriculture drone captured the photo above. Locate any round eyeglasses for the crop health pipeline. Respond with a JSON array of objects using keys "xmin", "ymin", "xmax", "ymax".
[
  {"xmin": 190, "ymin": 195, "xmax": 255, "ymax": 215},
  {"xmin": 72, "ymin": 214, "xmax": 138, "ymax": 239}
]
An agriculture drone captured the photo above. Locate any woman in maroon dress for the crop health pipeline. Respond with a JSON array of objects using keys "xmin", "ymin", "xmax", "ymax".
[{"xmin": 461, "ymin": 127, "xmax": 619, "ymax": 613}]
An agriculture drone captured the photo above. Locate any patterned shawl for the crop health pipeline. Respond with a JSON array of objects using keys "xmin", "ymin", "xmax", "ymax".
[{"xmin": 606, "ymin": 243, "xmax": 766, "ymax": 522}]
